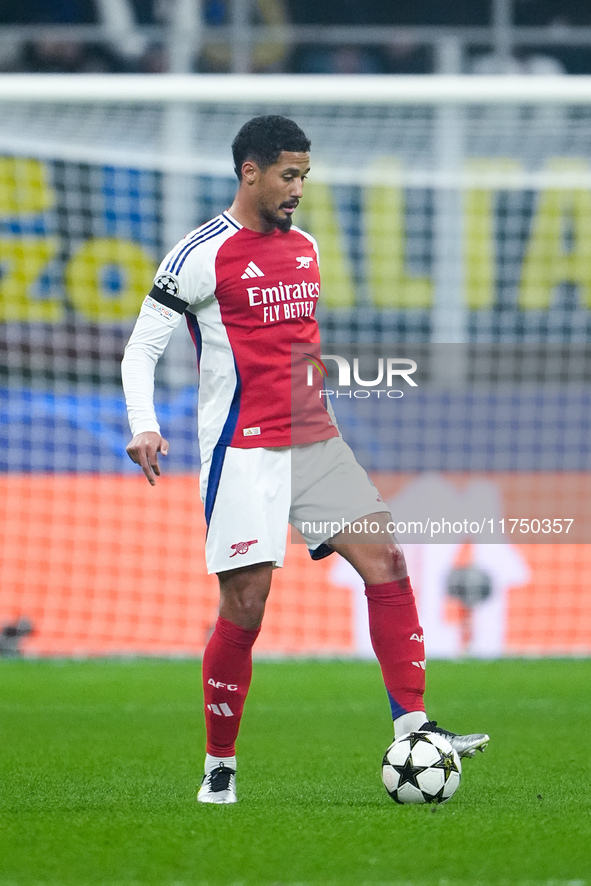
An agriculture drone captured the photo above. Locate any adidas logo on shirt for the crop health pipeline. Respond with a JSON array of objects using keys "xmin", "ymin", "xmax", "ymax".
[{"xmin": 241, "ymin": 261, "xmax": 265, "ymax": 279}]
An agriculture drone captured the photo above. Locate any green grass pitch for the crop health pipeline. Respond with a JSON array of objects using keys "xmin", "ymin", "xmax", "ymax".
[{"xmin": 1, "ymin": 658, "xmax": 590, "ymax": 886}]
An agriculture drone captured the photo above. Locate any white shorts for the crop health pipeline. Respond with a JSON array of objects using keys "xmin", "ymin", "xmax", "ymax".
[{"xmin": 201, "ymin": 436, "xmax": 390, "ymax": 574}]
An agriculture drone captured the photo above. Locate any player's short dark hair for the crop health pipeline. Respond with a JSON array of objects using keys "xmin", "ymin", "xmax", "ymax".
[{"xmin": 232, "ymin": 115, "xmax": 311, "ymax": 180}]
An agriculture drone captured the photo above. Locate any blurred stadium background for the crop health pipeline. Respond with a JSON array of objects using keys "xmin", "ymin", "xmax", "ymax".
[{"xmin": 1, "ymin": 0, "xmax": 591, "ymax": 660}]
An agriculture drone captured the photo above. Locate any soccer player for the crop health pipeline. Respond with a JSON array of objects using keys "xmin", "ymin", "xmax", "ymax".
[{"xmin": 122, "ymin": 115, "xmax": 489, "ymax": 804}]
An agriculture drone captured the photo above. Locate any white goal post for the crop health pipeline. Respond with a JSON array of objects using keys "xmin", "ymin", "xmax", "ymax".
[{"xmin": 2, "ymin": 72, "xmax": 591, "ymax": 103}]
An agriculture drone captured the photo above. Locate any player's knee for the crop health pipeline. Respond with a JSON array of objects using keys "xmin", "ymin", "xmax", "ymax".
[
  {"xmin": 221, "ymin": 591, "xmax": 267, "ymax": 630},
  {"xmin": 236, "ymin": 588, "xmax": 268, "ymax": 621},
  {"xmin": 368, "ymin": 544, "xmax": 408, "ymax": 583},
  {"xmin": 218, "ymin": 568, "xmax": 272, "ymax": 629}
]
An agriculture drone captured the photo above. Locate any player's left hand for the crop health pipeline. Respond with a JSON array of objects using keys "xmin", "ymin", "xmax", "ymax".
[{"xmin": 126, "ymin": 431, "xmax": 169, "ymax": 486}]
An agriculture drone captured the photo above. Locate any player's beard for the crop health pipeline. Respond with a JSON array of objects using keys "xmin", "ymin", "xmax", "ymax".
[
  {"xmin": 261, "ymin": 203, "xmax": 295, "ymax": 233},
  {"xmin": 275, "ymin": 214, "xmax": 293, "ymax": 233}
]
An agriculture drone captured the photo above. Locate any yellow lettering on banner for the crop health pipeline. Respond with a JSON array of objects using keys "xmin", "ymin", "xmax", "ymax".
[
  {"xmin": 364, "ymin": 159, "xmax": 432, "ymax": 309},
  {"xmin": 65, "ymin": 237, "xmax": 156, "ymax": 322},
  {"xmin": 0, "ymin": 158, "xmax": 61, "ymax": 321},
  {"xmin": 0, "ymin": 237, "xmax": 61, "ymax": 321},
  {"xmin": 520, "ymin": 159, "xmax": 591, "ymax": 309},
  {"xmin": 297, "ymin": 182, "xmax": 355, "ymax": 309},
  {"xmin": 464, "ymin": 159, "xmax": 521, "ymax": 309},
  {"xmin": 0, "ymin": 157, "xmax": 55, "ymax": 214}
]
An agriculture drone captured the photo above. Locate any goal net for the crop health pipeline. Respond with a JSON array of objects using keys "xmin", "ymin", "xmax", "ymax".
[{"xmin": 1, "ymin": 74, "xmax": 590, "ymax": 658}]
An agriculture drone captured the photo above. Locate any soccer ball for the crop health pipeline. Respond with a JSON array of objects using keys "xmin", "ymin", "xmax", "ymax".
[{"xmin": 382, "ymin": 731, "xmax": 462, "ymax": 804}]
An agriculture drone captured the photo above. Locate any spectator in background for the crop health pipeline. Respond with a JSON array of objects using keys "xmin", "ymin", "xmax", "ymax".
[
  {"xmin": 287, "ymin": 0, "xmax": 473, "ymax": 74},
  {"xmin": 2, "ymin": 0, "xmax": 133, "ymax": 72},
  {"xmin": 136, "ymin": 41, "xmax": 167, "ymax": 74},
  {"xmin": 291, "ymin": 43, "xmax": 385, "ymax": 74},
  {"xmin": 291, "ymin": 40, "xmax": 432, "ymax": 75},
  {"xmin": 514, "ymin": 0, "xmax": 591, "ymax": 74},
  {"xmin": 380, "ymin": 35, "xmax": 432, "ymax": 74},
  {"xmin": 0, "ymin": 0, "xmax": 163, "ymax": 73},
  {"xmin": 20, "ymin": 36, "xmax": 128, "ymax": 73},
  {"xmin": 197, "ymin": 0, "xmax": 289, "ymax": 73},
  {"xmin": 468, "ymin": 47, "xmax": 566, "ymax": 76}
]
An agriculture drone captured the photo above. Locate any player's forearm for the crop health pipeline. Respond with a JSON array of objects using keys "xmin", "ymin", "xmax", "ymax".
[
  {"xmin": 122, "ymin": 347, "xmax": 160, "ymax": 436},
  {"xmin": 121, "ymin": 312, "xmax": 176, "ymax": 436}
]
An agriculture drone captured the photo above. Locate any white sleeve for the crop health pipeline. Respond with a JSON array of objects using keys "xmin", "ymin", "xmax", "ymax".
[
  {"xmin": 121, "ymin": 309, "xmax": 182, "ymax": 436},
  {"xmin": 121, "ymin": 232, "xmax": 218, "ymax": 437}
]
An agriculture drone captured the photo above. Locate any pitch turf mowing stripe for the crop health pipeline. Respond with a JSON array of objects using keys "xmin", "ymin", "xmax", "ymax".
[{"xmin": 0, "ymin": 659, "xmax": 590, "ymax": 886}]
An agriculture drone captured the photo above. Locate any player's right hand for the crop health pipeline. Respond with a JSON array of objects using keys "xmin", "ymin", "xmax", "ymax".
[{"xmin": 126, "ymin": 432, "xmax": 170, "ymax": 486}]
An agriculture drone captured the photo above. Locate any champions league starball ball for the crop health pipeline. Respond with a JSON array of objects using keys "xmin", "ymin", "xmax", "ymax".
[{"xmin": 382, "ymin": 731, "xmax": 462, "ymax": 804}]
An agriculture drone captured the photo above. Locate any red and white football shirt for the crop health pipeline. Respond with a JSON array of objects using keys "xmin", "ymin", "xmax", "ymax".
[{"xmin": 122, "ymin": 211, "xmax": 338, "ymax": 470}]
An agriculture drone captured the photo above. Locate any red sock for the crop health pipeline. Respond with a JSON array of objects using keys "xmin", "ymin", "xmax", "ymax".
[
  {"xmin": 365, "ymin": 577, "xmax": 426, "ymax": 719},
  {"xmin": 202, "ymin": 616, "xmax": 260, "ymax": 757}
]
